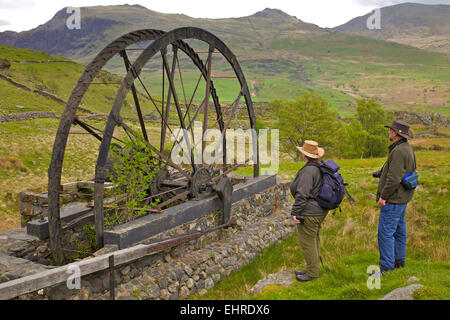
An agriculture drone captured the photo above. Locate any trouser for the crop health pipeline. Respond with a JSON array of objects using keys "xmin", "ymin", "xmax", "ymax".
[
  {"xmin": 297, "ymin": 215, "xmax": 327, "ymax": 278},
  {"xmin": 377, "ymin": 202, "xmax": 408, "ymax": 271}
]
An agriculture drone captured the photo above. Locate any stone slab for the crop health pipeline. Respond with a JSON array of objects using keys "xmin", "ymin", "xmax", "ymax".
[
  {"xmin": 0, "ymin": 253, "xmax": 48, "ymax": 284},
  {"xmin": 26, "ymin": 202, "xmax": 93, "ymax": 240}
]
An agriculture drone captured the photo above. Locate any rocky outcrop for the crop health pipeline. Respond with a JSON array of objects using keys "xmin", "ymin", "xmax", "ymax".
[
  {"xmin": 248, "ymin": 270, "xmax": 296, "ymax": 295},
  {"xmin": 380, "ymin": 283, "xmax": 424, "ymax": 300}
]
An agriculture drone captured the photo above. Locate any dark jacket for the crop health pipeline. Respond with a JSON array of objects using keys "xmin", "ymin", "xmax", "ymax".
[
  {"xmin": 377, "ymin": 139, "xmax": 416, "ymax": 204},
  {"xmin": 290, "ymin": 162, "xmax": 329, "ymax": 217}
]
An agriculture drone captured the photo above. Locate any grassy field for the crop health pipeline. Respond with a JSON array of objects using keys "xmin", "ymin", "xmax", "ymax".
[
  {"xmin": 188, "ymin": 137, "xmax": 450, "ymax": 300},
  {"xmin": 1, "ymin": 118, "xmax": 448, "ymax": 300},
  {"xmin": 0, "ymin": 109, "xmax": 448, "ymax": 302},
  {"xmin": 0, "ymin": 42, "xmax": 448, "ymax": 300}
]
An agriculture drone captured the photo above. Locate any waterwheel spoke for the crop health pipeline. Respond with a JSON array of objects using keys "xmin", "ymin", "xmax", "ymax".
[
  {"xmin": 167, "ymin": 51, "xmax": 214, "ymax": 165},
  {"xmin": 160, "ymin": 46, "xmax": 178, "ymax": 153},
  {"xmin": 160, "ymin": 54, "xmax": 165, "ymax": 152},
  {"xmin": 131, "ymin": 64, "xmax": 175, "ymax": 140},
  {"xmin": 202, "ymin": 45, "xmax": 214, "ymax": 165},
  {"xmin": 176, "ymin": 54, "xmax": 197, "ymax": 149},
  {"xmin": 161, "ymin": 46, "xmax": 197, "ymax": 171},
  {"xmin": 120, "ymin": 121, "xmax": 191, "ymax": 180},
  {"xmin": 73, "ymin": 117, "xmax": 125, "ymax": 144},
  {"xmin": 120, "ymin": 50, "xmax": 149, "ymax": 143},
  {"xmin": 207, "ymin": 91, "xmax": 243, "ymax": 172}
]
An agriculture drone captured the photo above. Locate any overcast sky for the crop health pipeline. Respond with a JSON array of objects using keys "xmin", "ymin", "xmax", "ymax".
[{"xmin": 0, "ymin": 0, "xmax": 449, "ymax": 32}]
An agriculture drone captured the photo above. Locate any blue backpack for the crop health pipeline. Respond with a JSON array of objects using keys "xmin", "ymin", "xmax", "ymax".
[{"xmin": 309, "ymin": 160, "xmax": 354, "ymax": 213}]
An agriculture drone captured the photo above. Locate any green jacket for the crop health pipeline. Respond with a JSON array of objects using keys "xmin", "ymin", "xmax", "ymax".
[
  {"xmin": 290, "ymin": 163, "xmax": 329, "ymax": 217},
  {"xmin": 377, "ymin": 139, "xmax": 416, "ymax": 204}
]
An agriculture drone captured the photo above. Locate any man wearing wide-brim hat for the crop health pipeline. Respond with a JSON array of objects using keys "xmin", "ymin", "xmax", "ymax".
[
  {"xmin": 374, "ymin": 120, "xmax": 417, "ymax": 275},
  {"xmin": 290, "ymin": 140, "xmax": 329, "ymax": 282}
]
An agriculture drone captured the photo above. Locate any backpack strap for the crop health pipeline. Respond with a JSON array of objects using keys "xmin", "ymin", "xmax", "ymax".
[{"xmin": 343, "ymin": 184, "xmax": 355, "ymax": 203}]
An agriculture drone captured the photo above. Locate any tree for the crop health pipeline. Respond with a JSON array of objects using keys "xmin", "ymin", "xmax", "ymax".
[
  {"xmin": 356, "ymin": 99, "xmax": 393, "ymax": 158},
  {"xmin": 270, "ymin": 92, "xmax": 340, "ymax": 161},
  {"xmin": 338, "ymin": 119, "xmax": 368, "ymax": 159}
]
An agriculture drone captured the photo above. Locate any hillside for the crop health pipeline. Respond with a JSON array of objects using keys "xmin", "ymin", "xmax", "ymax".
[
  {"xmin": 333, "ymin": 3, "xmax": 450, "ymax": 54},
  {"xmin": 0, "ymin": 5, "xmax": 449, "ymax": 116},
  {"xmin": 0, "ymin": 45, "xmax": 158, "ymax": 117}
]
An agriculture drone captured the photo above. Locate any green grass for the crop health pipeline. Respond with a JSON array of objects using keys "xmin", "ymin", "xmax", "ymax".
[
  {"xmin": 190, "ymin": 139, "xmax": 450, "ymax": 300},
  {"xmin": 0, "ymin": 45, "xmax": 159, "ymax": 118},
  {"xmin": 0, "ymin": 118, "xmax": 103, "ymax": 231},
  {"xmin": 0, "ymin": 79, "xmax": 63, "ymax": 114},
  {"xmin": 0, "ymin": 45, "xmax": 69, "ymax": 62}
]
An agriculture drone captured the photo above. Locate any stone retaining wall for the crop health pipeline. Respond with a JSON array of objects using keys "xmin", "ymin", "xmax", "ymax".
[
  {"xmin": 0, "ymin": 182, "xmax": 294, "ymax": 300},
  {"xmin": 1, "ymin": 180, "xmax": 294, "ymax": 300}
]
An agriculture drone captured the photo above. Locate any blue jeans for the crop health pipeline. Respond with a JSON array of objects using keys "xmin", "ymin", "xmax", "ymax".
[{"xmin": 378, "ymin": 202, "xmax": 407, "ymax": 271}]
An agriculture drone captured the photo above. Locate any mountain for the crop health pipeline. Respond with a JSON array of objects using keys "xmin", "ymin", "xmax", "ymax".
[
  {"xmin": 0, "ymin": 5, "xmax": 323, "ymax": 62},
  {"xmin": 0, "ymin": 5, "xmax": 449, "ymax": 116},
  {"xmin": 333, "ymin": 3, "xmax": 450, "ymax": 53}
]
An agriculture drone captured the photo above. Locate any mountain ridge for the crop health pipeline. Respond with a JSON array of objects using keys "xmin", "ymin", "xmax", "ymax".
[
  {"xmin": 333, "ymin": 2, "xmax": 450, "ymax": 53},
  {"xmin": 0, "ymin": 5, "xmax": 323, "ymax": 61},
  {"xmin": 0, "ymin": 4, "xmax": 448, "ymax": 116}
]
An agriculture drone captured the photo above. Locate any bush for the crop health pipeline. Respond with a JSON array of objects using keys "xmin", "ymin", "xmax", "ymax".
[
  {"xmin": 0, "ymin": 58, "xmax": 11, "ymax": 69},
  {"xmin": 105, "ymin": 133, "xmax": 160, "ymax": 228},
  {"xmin": 255, "ymin": 119, "xmax": 266, "ymax": 133}
]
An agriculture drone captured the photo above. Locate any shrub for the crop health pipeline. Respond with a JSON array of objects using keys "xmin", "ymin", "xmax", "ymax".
[
  {"xmin": 105, "ymin": 133, "xmax": 160, "ymax": 228},
  {"xmin": 0, "ymin": 58, "xmax": 11, "ymax": 69}
]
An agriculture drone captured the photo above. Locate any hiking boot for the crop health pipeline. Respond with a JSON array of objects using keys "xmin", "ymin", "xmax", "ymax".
[
  {"xmin": 295, "ymin": 270, "xmax": 307, "ymax": 276},
  {"xmin": 296, "ymin": 273, "xmax": 316, "ymax": 282},
  {"xmin": 395, "ymin": 260, "xmax": 405, "ymax": 269},
  {"xmin": 369, "ymin": 269, "xmax": 390, "ymax": 277}
]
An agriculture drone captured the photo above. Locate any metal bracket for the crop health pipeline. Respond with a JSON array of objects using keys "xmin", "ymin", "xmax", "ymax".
[{"xmin": 212, "ymin": 176, "xmax": 233, "ymax": 225}]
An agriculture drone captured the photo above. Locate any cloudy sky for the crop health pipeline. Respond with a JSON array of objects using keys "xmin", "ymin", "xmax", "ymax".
[{"xmin": 0, "ymin": 0, "xmax": 449, "ymax": 32}]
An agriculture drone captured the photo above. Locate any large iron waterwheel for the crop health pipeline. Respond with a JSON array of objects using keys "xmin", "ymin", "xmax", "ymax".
[{"xmin": 48, "ymin": 27, "xmax": 259, "ymax": 263}]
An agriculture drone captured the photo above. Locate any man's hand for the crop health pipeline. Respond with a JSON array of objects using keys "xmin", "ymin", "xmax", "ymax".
[
  {"xmin": 378, "ymin": 197, "xmax": 387, "ymax": 207},
  {"xmin": 292, "ymin": 216, "xmax": 301, "ymax": 224}
]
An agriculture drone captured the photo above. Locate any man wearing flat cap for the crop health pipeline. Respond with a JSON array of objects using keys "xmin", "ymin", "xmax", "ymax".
[
  {"xmin": 290, "ymin": 140, "xmax": 329, "ymax": 282},
  {"xmin": 375, "ymin": 120, "xmax": 416, "ymax": 274}
]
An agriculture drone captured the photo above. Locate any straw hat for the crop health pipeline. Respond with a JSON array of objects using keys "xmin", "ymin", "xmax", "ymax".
[
  {"xmin": 385, "ymin": 120, "xmax": 413, "ymax": 140},
  {"xmin": 296, "ymin": 140, "xmax": 325, "ymax": 159}
]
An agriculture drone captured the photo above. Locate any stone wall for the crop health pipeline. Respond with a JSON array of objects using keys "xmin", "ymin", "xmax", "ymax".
[
  {"xmin": 0, "ymin": 111, "xmax": 58, "ymax": 124},
  {"xmin": 4, "ymin": 180, "xmax": 295, "ymax": 300}
]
